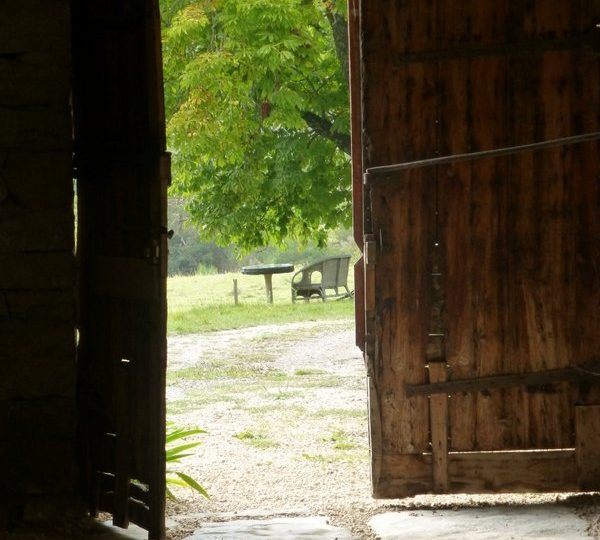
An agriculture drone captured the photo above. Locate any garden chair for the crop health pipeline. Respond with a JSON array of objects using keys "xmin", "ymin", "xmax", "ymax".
[{"xmin": 291, "ymin": 255, "xmax": 352, "ymax": 302}]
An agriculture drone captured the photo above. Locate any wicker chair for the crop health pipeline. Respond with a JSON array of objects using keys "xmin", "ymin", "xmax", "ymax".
[{"xmin": 291, "ymin": 255, "xmax": 352, "ymax": 302}]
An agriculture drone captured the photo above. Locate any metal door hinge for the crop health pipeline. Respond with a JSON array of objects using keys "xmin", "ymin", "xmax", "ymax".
[{"xmin": 365, "ymin": 234, "xmax": 377, "ymax": 266}]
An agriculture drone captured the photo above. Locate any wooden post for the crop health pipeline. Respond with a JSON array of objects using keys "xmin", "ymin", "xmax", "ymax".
[{"xmin": 233, "ymin": 279, "xmax": 239, "ymax": 305}]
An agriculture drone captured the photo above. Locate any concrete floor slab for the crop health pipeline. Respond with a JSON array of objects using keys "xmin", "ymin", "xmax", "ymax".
[
  {"xmin": 369, "ymin": 505, "xmax": 592, "ymax": 540},
  {"xmin": 95, "ymin": 521, "xmax": 148, "ymax": 539},
  {"xmin": 183, "ymin": 516, "xmax": 352, "ymax": 539}
]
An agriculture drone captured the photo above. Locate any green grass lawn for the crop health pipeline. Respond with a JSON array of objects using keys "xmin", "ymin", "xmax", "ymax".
[{"xmin": 167, "ymin": 270, "xmax": 355, "ymax": 334}]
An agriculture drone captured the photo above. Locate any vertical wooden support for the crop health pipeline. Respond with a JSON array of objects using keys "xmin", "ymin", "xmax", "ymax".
[
  {"xmin": 113, "ymin": 358, "xmax": 132, "ymax": 528},
  {"xmin": 233, "ymin": 279, "xmax": 239, "ymax": 305},
  {"xmin": 575, "ymin": 405, "xmax": 600, "ymax": 491},
  {"xmin": 363, "ymin": 236, "xmax": 376, "ymax": 374},
  {"xmin": 429, "ymin": 362, "xmax": 449, "ymax": 492},
  {"xmin": 348, "ymin": 0, "xmax": 365, "ymax": 351}
]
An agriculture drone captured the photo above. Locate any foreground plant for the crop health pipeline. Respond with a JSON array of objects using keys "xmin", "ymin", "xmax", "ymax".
[{"xmin": 166, "ymin": 422, "xmax": 209, "ymax": 499}]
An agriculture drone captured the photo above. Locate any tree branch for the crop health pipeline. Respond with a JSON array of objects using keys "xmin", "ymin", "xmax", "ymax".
[
  {"xmin": 301, "ymin": 110, "xmax": 350, "ymax": 155},
  {"xmin": 322, "ymin": 3, "xmax": 349, "ymax": 85}
]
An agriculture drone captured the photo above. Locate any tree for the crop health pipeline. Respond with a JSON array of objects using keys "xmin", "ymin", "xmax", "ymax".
[{"xmin": 161, "ymin": 0, "xmax": 350, "ymax": 251}]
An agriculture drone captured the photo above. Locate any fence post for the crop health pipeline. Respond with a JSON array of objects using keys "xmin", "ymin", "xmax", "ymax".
[{"xmin": 233, "ymin": 279, "xmax": 239, "ymax": 305}]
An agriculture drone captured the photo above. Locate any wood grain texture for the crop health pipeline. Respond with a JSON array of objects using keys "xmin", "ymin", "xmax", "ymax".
[
  {"xmin": 448, "ymin": 450, "xmax": 578, "ymax": 493},
  {"xmin": 376, "ymin": 449, "xmax": 577, "ymax": 497},
  {"xmin": 361, "ymin": 0, "xmax": 600, "ymax": 496},
  {"xmin": 429, "ymin": 363, "xmax": 449, "ymax": 492},
  {"xmin": 370, "ymin": 179, "xmax": 431, "ymax": 454},
  {"xmin": 375, "ymin": 453, "xmax": 433, "ymax": 498},
  {"xmin": 575, "ymin": 406, "xmax": 600, "ymax": 490}
]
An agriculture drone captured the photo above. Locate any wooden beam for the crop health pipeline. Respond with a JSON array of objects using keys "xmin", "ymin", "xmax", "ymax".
[
  {"xmin": 449, "ymin": 450, "xmax": 578, "ymax": 493},
  {"xmin": 374, "ymin": 450, "xmax": 578, "ymax": 498}
]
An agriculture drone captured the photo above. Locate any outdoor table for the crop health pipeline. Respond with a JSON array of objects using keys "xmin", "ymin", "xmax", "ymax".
[{"xmin": 241, "ymin": 263, "xmax": 294, "ymax": 304}]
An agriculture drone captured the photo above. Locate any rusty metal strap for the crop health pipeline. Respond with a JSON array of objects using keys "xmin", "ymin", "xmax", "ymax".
[
  {"xmin": 406, "ymin": 362, "xmax": 600, "ymax": 398},
  {"xmin": 364, "ymin": 131, "xmax": 600, "ymax": 183}
]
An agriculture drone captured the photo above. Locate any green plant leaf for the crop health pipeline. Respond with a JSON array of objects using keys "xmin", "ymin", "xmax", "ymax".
[
  {"xmin": 166, "ymin": 426, "xmax": 207, "ymax": 443},
  {"xmin": 175, "ymin": 471, "xmax": 210, "ymax": 499},
  {"xmin": 165, "ymin": 421, "xmax": 207, "ymax": 499},
  {"xmin": 166, "ymin": 441, "xmax": 203, "ymax": 460}
]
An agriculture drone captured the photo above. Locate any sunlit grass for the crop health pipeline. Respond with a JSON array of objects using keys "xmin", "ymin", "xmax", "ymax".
[{"xmin": 167, "ymin": 270, "xmax": 354, "ymax": 334}]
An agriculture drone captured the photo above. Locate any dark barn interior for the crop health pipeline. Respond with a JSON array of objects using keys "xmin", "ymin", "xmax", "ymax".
[
  {"xmin": 2, "ymin": 1, "xmax": 168, "ymax": 538},
  {"xmin": 1, "ymin": 1, "xmax": 599, "ymax": 539}
]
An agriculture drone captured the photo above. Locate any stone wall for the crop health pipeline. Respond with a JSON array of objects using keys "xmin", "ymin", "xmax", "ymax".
[{"xmin": 0, "ymin": 0, "xmax": 78, "ymax": 526}]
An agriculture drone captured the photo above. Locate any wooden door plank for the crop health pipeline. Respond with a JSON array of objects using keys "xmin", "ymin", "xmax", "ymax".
[
  {"xmin": 370, "ymin": 178, "xmax": 431, "ymax": 455},
  {"xmin": 429, "ymin": 363, "xmax": 449, "ymax": 492},
  {"xmin": 448, "ymin": 450, "xmax": 578, "ymax": 493},
  {"xmin": 92, "ymin": 256, "xmax": 159, "ymax": 300},
  {"xmin": 575, "ymin": 406, "xmax": 600, "ymax": 491},
  {"xmin": 375, "ymin": 454, "xmax": 433, "ymax": 498}
]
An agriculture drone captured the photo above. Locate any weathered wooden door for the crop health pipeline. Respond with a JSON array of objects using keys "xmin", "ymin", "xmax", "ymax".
[
  {"xmin": 72, "ymin": 2, "xmax": 169, "ymax": 538},
  {"xmin": 355, "ymin": 1, "xmax": 600, "ymax": 497}
]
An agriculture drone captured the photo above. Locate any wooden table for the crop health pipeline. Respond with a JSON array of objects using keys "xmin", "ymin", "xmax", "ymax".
[{"xmin": 241, "ymin": 263, "xmax": 294, "ymax": 304}]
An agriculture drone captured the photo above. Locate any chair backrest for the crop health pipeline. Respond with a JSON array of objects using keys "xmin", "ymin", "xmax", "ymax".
[
  {"xmin": 336, "ymin": 256, "xmax": 350, "ymax": 287},
  {"xmin": 321, "ymin": 256, "xmax": 350, "ymax": 288}
]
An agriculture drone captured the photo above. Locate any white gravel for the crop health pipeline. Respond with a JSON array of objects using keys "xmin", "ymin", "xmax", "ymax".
[{"xmin": 165, "ymin": 319, "xmax": 600, "ymax": 540}]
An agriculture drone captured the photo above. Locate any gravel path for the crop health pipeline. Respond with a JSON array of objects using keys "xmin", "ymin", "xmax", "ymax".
[
  {"xmin": 166, "ymin": 319, "xmax": 376, "ymax": 537},
  {"xmin": 165, "ymin": 319, "xmax": 600, "ymax": 539}
]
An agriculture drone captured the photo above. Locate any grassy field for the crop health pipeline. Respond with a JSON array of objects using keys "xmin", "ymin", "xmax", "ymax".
[{"xmin": 167, "ymin": 269, "xmax": 355, "ymax": 334}]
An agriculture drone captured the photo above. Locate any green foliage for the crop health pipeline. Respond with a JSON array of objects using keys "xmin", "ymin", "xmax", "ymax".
[
  {"xmin": 165, "ymin": 422, "xmax": 209, "ymax": 499},
  {"xmin": 169, "ymin": 202, "xmax": 360, "ymax": 278},
  {"xmin": 168, "ymin": 197, "xmax": 358, "ymax": 276},
  {"xmin": 161, "ymin": 0, "xmax": 351, "ymax": 251},
  {"xmin": 168, "ymin": 198, "xmax": 238, "ymax": 275}
]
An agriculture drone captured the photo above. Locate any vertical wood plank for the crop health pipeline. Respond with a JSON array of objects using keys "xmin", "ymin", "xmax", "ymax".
[
  {"xmin": 113, "ymin": 359, "xmax": 131, "ymax": 529},
  {"xmin": 575, "ymin": 406, "xmax": 600, "ymax": 491},
  {"xmin": 429, "ymin": 362, "xmax": 449, "ymax": 492}
]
